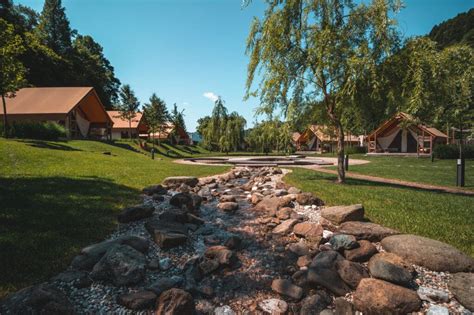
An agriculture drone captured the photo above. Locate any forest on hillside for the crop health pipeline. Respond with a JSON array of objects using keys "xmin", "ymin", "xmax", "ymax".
[{"xmin": 1, "ymin": 0, "xmax": 120, "ymax": 109}]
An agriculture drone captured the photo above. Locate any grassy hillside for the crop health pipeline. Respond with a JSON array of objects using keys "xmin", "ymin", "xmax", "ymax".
[{"xmin": 0, "ymin": 139, "xmax": 228, "ymax": 298}]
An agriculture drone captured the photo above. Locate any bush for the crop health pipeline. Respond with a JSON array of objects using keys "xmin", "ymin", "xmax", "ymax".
[
  {"xmin": 345, "ymin": 146, "xmax": 367, "ymax": 154},
  {"xmin": 433, "ymin": 144, "xmax": 474, "ymax": 159},
  {"xmin": 1, "ymin": 121, "xmax": 67, "ymax": 140}
]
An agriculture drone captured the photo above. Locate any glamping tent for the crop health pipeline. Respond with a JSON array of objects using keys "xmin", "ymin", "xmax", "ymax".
[
  {"xmin": 107, "ymin": 111, "xmax": 148, "ymax": 139},
  {"xmin": 149, "ymin": 123, "xmax": 191, "ymax": 145},
  {"xmin": 0, "ymin": 87, "xmax": 113, "ymax": 139},
  {"xmin": 296, "ymin": 125, "xmax": 359, "ymax": 152},
  {"xmin": 366, "ymin": 112, "xmax": 448, "ymax": 154}
]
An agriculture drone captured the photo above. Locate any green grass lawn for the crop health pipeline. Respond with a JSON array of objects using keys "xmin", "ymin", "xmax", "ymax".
[
  {"xmin": 328, "ymin": 154, "xmax": 473, "ymax": 189},
  {"xmin": 284, "ymin": 168, "xmax": 474, "ymax": 257},
  {"xmin": 0, "ymin": 138, "xmax": 228, "ymax": 298}
]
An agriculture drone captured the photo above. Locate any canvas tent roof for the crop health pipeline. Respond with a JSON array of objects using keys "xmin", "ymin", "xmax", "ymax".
[
  {"xmin": 298, "ymin": 125, "xmax": 359, "ymax": 143},
  {"xmin": 367, "ymin": 112, "xmax": 448, "ymax": 139},
  {"xmin": 107, "ymin": 111, "xmax": 143, "ymax": 129},
  {"xmin": 0, "ymin": 87, "xmax": 112, "ymax": 124}
]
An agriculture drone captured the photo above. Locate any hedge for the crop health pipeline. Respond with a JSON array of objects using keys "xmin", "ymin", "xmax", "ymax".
[
  {"xmin": 1, "ymin": 121, "xmax": 67, "ymax": 140},
  {"xmin": 433, "ymin": 144, "xmax": 474, "ymax": 159}
]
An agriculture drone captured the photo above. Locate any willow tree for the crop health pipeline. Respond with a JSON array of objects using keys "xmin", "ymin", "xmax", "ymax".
[{"xmin": 245, "ymin": 0, "xmax": 401, "ymax": 182}]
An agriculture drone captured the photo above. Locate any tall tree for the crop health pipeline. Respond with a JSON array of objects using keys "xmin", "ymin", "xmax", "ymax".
[
  {"xmin": 73, "ymin": 35, "xmax": 120, "ymax": 108},
  {"xmin": 245, "ymin": 0, "xmax": 400, "ymax": 182},
  {"xmin": 143, "ymin": 93, "xmax": 169, "ymax": 146},
  {"xmin": 170, "ymin": 103, "xmax": 186, "ymax": 143},
  {"xmin": 0, "ymin": 19, "xmax": 26, "ymax": 137},
  {"xmin": 117, "ymin": 84, "xmax": 140, "ymax": 140},
  {"xmin": 36, "ymin": 0, "xmax": 73, "ymax": 56}
]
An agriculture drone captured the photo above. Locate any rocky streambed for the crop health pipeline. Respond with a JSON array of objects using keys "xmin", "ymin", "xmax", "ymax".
[{"xmin": 1, "ymin": 167, "xmax": 473, "ymax": 314}]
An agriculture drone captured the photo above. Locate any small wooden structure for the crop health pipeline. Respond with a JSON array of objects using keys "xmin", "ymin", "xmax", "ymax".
[
  {"xmin": 107, "ymin": 111, "xmax": 148, "ymax": 139},
  {"xmin": 0, "ymin": 87, "xmax": 113, "ymax": 139},
  {"xmin": 296, "ymin": 125, "xmax": 359, "ymax": 152},
  {"xmin": 149, "ymin": 123, "xmax": 191, "ymax": 145},
  {"xmin": 366, "ymin": 112, "xmax": 448, "ymax": 154}
]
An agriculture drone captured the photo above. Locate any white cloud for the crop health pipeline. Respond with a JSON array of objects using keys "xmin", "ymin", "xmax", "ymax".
[{"xmin": 203, "ymin": 92, "xmax": 219, "ymax": 102}]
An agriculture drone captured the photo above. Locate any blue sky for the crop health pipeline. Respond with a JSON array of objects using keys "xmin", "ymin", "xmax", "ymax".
[{"xmin": 15, "ymin": 0, "xmax": 473, "ymax": 131}]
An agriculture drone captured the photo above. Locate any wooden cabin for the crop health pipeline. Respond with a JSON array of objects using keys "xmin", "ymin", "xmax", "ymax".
[
  {"xmin": 107, "ymin": 111, "xmax": 148, "ymax": 140},
  {"xmin": 366, "ymin": 112, "xmax": 448, "ymax": 154},
  {"xmin": 0, "ymin": 87, "xmax": 113, "ymax": 139},
  {"xmin": 296, "ymin": 125, "xmax": 359, "ymax": 152}
]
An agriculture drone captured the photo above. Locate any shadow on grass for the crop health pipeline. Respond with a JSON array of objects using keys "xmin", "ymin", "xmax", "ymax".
[
  {"xmin": 106, "ymin": 140, "xmax": 143, "ymax": 154},
  {"xmin": 19, "ymin": 140, "xmax": 82, "ymax": 151},
  {"xmin": 0, "ymin": 176, "xmax": 140, "ymax": 298}
]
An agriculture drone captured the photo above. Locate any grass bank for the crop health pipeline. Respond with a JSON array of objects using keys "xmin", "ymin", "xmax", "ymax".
[
  {"xmin": 326, "ymin": 153, "xmax": 473, "ymax": 189},
  {"xmin": 284, "ymin": 168, "xmax": 473, "ymax": 257},
  {"xmin": 0, "ymin": 138, "xmax": 228, "ymax": 297}
]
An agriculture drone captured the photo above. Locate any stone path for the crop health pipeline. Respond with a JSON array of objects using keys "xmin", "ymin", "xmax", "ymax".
[
  {"xmin": 1, "ymin": 167, "xmax": 473, "ymax": 314},
  {"xmin": 304, "ymin": 167, "xmax": 474, "ymax": 196}
]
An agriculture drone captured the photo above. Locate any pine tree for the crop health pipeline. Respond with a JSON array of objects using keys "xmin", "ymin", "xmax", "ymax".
[
  {"xmin": 117, "ymin": 84, "xmax": 140, "ymax": 140},
  {"xmin": 36, "ymin": 0, "xmax": 73, "ymax": 55},
  {"xmin": 143, "ymin": 93, "xmax": 169, "ymax": 146}
]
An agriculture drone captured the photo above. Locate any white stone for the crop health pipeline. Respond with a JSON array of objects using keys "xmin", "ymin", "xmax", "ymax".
[
  {"xmin": 417, "ymin": 286, "xmax": 449, "ymax": 303},
  {"xmin": 426, "ymin": 305, "xmax": 449, "ymax": 315},
  {"xmin": 214, "ymin": 305, "xmax": 236, "ymax": 315},
  {"xmin": 323, "ymin": 230, "xmax": 334, "ymax": 239},
  {"xmin": 258, "ymin": 298, "xmax": 288, "ymax": 314}
]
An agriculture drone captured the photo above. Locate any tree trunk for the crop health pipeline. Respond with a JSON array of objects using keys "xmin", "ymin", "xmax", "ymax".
[
  {"xmin": 335, "ymin": 121, "xmax": 345, "ymax": 183},
  {"xmin": 129, "ymin": 119, "xmax": 132, "ymax": 140},
  {"xmin": 2, "ymin": 94, "xmax": 8, "ymax": 138}
]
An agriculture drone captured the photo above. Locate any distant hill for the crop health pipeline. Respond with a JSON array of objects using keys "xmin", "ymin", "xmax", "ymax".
[{"xmin": 428, "ymin": 8, "xmax": 474, "ymax": 48}]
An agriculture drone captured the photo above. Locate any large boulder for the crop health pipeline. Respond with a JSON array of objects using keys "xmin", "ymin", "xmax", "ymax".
[
  {"xmin": 145, "ymin": 219, "xmax": 188, "ymax": 249},
  {"xmin": 169, "ymin": 192, "xmax": 201, "ymax": 213},
  {"xmin": 271, "ymin": 279, "xmax": 303, "ymax": 300},
  {"xmin": 343, "ymin": 240, "xmax": 378, "ymax": 262},
  {"xmin": 71, "ymin": 235, "xmax": 149, "ymax": 270},
  {"xmin": 381, "ymin": 234, "xmax": 474, "ymax": 272},
  {"xmin": 303, "ymin": 251, "xmax": 352, "ymax": 296},
  {"xmin": 329, "ymin": 234, "xmax": 358, "ymax": 251},
  {"xmin": 293, "ymin": 222, "xmax": 323, "ymax": 242},
  {"xmin": 90, "ymin": 244, "xmax": 147, "ymax": 286},
  {"xmin": 117, "ymin": 204, "xmax": 154, "ymax": 223},
  {"xmin": 273, "ymin": 219, "xmax": 298, "ymax": 235},
  {"xmin": 0, "ymin": 283, "xmax": 75, "ymax": 314},
  {"xmin": 368, "ymin": 252, "xmax": 414, "ymax": 286},
  {"xmin": 321, "ymin": 204, "xmax": 364, "ymax": 224},
  {"xmin": 155, "ymin": 288, "xmax": 195, "ymax": 315},
  {"xmin": 117, "ymin": 290, "xmax": 157, "ymax": 310},
  {"xmin": 448, "ymin": 272, "xmax": 474, "ymax": 311},
  {"xmin": 335, "ymin": 259, "xmax": 369, "ymax": 289},
  {"xmin": 353, "ymin": 278, "xmax": 421, "ymax": 314},
  {"xmin": 338, "ymin": 221, "xmax": 399, "ymax": 242},
  {"xmin": 162, "ymin": 176, "xmax": 198, "ymax": 188},
  {"xmin": 254, "ymin": 196, "xmax": 283, "ymax": 215}
]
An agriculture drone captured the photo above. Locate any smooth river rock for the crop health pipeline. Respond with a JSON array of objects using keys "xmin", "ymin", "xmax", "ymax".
[
  {"xmin": 321, "ymin": 204, "xmax": 364, "ymax": 224},
  {"xmin": 353, "ymin": 278, "xmax": 421, "ymax": 314},
  {"xmin": 381, "ymin": 234, "xmax": 474, "ymax": 272},
  {"xmin": 448, "ymin": 272, "xmax": 474, "ymax": 311},
  {"xmin": 338, "ymin": 221, "xmax": 398, "ymax": 242}
]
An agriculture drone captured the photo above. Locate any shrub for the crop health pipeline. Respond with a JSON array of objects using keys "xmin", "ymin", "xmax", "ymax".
[
  {"xmin": 1, "ymin": 121, "xmax": 67, "ymax": 140},
  {"xmin": 345, "ymin": 146, "xmax": 367, "ymax": 154},
  {"xmin": 433, "ymin": 144, "xmax": 474, "ymax": 159}
]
